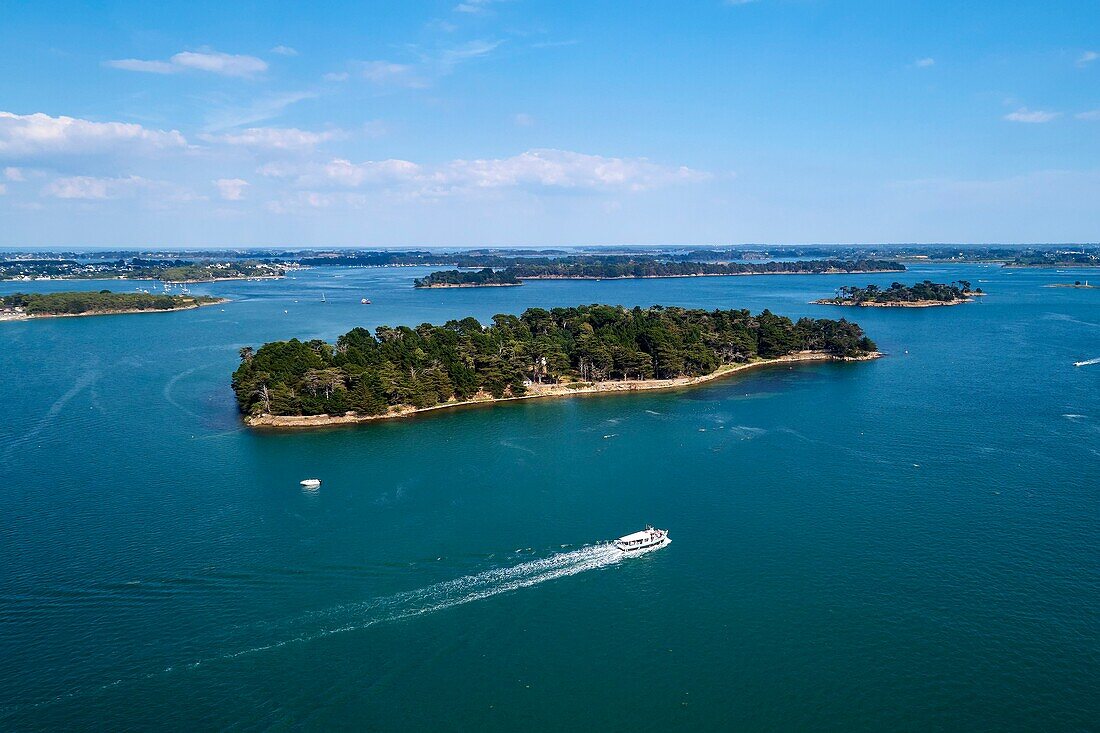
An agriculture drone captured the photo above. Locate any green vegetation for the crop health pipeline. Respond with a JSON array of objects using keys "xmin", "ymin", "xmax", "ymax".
[
  {"xmin": 413, "ymin": 268, "xmax": 523, "ymax": 288},
  {"xmin": 1004, "ymin": 252, "xmax": 1100, "ymax": 268},
  {"xmin": 0, "ymin": 257, "xmax": 287, "ymax": 282},
  {"xmin": 501, "ymin": 258, "xmax": 904, "ymax": 279},
  {"xmin": 1044, "ymin": 281, "xmax": 1097, "ymax": 289},
  {"xmin": 818, "ymin": 280, "xmax": 980, "ymax": 305},
  {"xmin": 411, "ymin": 258, "xmax": 904, "ymax": 286},
  {"xmin": 1, "ymin": 290, "xmax": 221, "ymax": 316},
  {"xmin": 232, "ymin": 304, "xmax": 876, "ymax": 418}
]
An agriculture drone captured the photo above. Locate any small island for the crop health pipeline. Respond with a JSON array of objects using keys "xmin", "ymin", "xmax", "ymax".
[
  {"xmin": 413, "ymin": 268, "xmax": 523, "ymax": 288},
  {"xmin": 232, "ymin": 304, "xmax": 880, "ymax": 428},
  {"xmin": 813, "ymin": 280, "xmax": 983, "ymax": 308},
  {"xmin": 1044, "ymin": 281, "xmax": 1097, "ymax": 289},
  {"xmin": 1, "ymin": 290, "xmax": 226, "ymax": 321},
  {"xmin": 1003, "ymin": 252, "xmax": 1100, "ymax": 268}
]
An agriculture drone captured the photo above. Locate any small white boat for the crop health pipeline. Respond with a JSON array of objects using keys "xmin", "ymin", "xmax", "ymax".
[
  {"xmin": 300, "ymin": 478, "xmax": 321, "ymax": 489},
  {"xmin": 614, "ymin": 525, "xmax": 670, "ymax": 552}
]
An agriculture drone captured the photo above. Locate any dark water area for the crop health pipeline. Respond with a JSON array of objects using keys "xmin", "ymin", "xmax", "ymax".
[{"xmin": 1, "ymin": 264, "xmax": 1097, "ymax": 730}]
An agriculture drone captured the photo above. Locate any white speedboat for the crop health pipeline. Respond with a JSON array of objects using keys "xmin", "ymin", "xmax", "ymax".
[
  {"xmin": 300, "ymin": 478, "xmax": 321, "ymax": 489},
  {"xmin": 614, "ymin": 526, "xmax": 670, "ymax": 552}
]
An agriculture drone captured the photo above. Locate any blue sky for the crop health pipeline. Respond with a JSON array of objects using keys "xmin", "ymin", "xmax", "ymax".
[{"xmin": 1, "ymin": 0, "xmax": 1097, "ymax": 247}]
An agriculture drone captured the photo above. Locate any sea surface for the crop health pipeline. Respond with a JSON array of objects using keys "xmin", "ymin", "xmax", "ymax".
[{"xmin": 1, "ymin": 264, "xmax": 1098, "ymax": 731}]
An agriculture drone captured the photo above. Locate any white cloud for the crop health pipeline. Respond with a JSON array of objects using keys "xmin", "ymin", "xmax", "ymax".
[
  {"xmin": 4, "ymin": 166, "xmax": 24, "ymax": 181},
  {"xmin": 271, "ymin": 45, "xmax": 298, "ymax": 57},
  {"xmin": 352, "ymin": 40, "xmax": 502, "ymax": 89},
  {"xmin": 454, "ymin": 0, "xmax": 509, "ymax": 13},
  {"xmin": 1004, "ymin": 107, "xmax": 1060, "ymax": 123},
  {"xmin": 274, "ymin": 149, "xmax": 709, "ymax": 196},
  {"xmin": 359, "ymin": 61, "xmax": 425, "ymax": 87},
  {"xmin": 442, "ymin": 149, "xmax": 709, "ymax": 192},
  {"xmin": 104, "ymin": 59, "xmax": 178, "ymax": 74},
  {"xmin": 106, "ymin": 50, "xmax": 268, "ymax": 78},
  {"xmin": 317, "ymin": 158, "xmax": 423, "ymax": 187},
  {"xmin": 1077, "ymin": 51, "xmax": 1099, "ymax": 67},
  {"xmin": 915, "ymin": 57, "xmax": 935, "ymax": 68},
  {"xmin": 172, "ymin": 51, "xmax": 267, "ymax": 77},
  {"xmin": 214, "ymin": 178, "xmax": 250, "ymax": 200},
  {"xmin": 512, "ymin": 112, "xmax": 535, "ymax": 127},
  {"xmin": 362, "ymin": 120, "xmax": 388, "ymax": 138},
  {"xmin": 200, "ymin": 126, "xmax": 342, "ymax": 150},
  {"xmin": 256, "ymin": 160, "xmax": 299, "ymax": 178},
  {"xmin": 1076, "ymin": 110, "xmax": 1100, "ymax": 121},
  {"xmin": 323, "ymin": 71, "xmax": 350, "ymax": 82},
  {"xmin": 202, "ymin": 90, "xmax": 318, "ymax": 131},
  {"xmin": 0, "ymin": 111, "xmax": 187, "ymax": 158},
  {"xmin": 43, "ymin": 174, "xmax": 150, "ymax": 200},
  {"xmin": 435, "ymin": 40, "xmax": 501, "ymax": 73},
  {"xmin": 0, "ymin": 183, "xmax": 6, "ymax": 195}
]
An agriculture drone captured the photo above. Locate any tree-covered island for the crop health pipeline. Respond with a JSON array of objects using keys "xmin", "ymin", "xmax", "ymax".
[
  {"xmin": 413, "ymin": 268, "xmax": 523, "ymax": 288},
  {"xmin": 813, "ymin": 280, "xmax": 983, "ymax": 307},
  {"xmin": 1003, "ymin": 251, "xmax": 1100, "ymax": 268},
  {"xmin": 0, "ymin": 290, "xmax": 225, "ymax": 321},
  {"xmin": 233, "ymin": 304, "xmax": 880, "ymax": 428},
  {"xmin": 0, "ymin": 258, "xmax": 290, "ymax": 282},
  {"xmin": 411, "ymin": 258, "xmax": 905, "ymax": 287}
]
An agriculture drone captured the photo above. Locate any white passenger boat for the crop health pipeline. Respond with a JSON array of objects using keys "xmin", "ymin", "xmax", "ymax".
[
  {"xmin": 614, "ymin": 526, "xmax": 670, "ymax": 552},
  {"xmin": 300, "ymin": 478, "xmax": 321, "ymax": 489}
]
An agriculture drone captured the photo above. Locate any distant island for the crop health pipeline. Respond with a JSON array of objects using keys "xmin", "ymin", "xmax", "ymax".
[
  {"xmin": 414, "ymin": 268, "xmax": 523, "ymax": 288},
  {"xmin": 1003, "ymin": 252, "xmax": 1100, "ymax": 268},
  {"xmin": 1044, "ymin": 281, "xmax": 1097, "ymax": 289},
  {"xmin": 0, "ymin": 258, "xmax": 291, "ymax": 282},
  {"xmin": 0, "ymin": 290, "xmax": 225, "ymax": 321},
  {"xmin": 412, "ymin": 258, "xmax": 905, "ymax": 288},
  {"xmin": 813, "ymin": 280, "xmax": 983, "ymax": 308},
  {"xmin": 233, "ymin": 304, "xmax": 880, "ymax": 428}
]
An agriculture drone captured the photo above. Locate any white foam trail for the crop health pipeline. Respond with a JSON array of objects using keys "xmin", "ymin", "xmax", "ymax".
[
  {"xmin": 1, "ymin": 545, "xmax": 628, "ymax": 719},
  {"xmin": 1073, "ymin": 356, "xmax": 1100, "ymax": 367},
  {"xmin": 304, "ymin": 544, "xmax": 624, "ymax": 630},
  {"xmin": 1, "ymin": 368, "xmax": 99, "ymax": 462}
]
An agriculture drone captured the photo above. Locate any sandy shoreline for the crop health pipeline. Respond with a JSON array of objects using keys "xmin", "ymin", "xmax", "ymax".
[
  {"xmin": 811, "ymin": 298, "xmax": 973, "ymax": 308},
  {"xmin": 163, "ymin": 275, "xmax": 285, "ymax": 284},
  {"xmin": 246, "ymin": 350, "xmax": 882, "ymax": 430},
  {"xmin": 0, "ymin": 298, "xmax": 228, "ymax": 322},
  {"xmin": 414, "ymin": 282, "xmax": 524, "ymax": 289}
]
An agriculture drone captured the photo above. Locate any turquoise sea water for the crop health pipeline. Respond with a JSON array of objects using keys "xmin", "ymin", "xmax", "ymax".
[{"xmin": 1, "ymin": 264, "xmax": 1098, "ymax": 730}]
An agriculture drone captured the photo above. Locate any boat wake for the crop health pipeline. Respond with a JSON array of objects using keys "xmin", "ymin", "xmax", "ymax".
[
  {"xmin": 2, "ymin": 544, "xmax": 628, "ymax": 719},
  {"xmin": 261, "ymin": 543, "xmax": 626, "ymax": 644},
  {"xmin": 1073, "ymin": 356, "xmax": 1100, "ymax": 367}
]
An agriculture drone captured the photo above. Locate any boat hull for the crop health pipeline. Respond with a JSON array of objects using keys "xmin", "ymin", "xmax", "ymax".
[{"xmin": 615, "ymin": 536, "xmax": 671, "ymax": 553}]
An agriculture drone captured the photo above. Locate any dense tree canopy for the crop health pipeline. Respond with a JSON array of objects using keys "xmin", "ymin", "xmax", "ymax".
[
  {"xmin": 1, "ymin": 290, "xmax": 220, "ymax": 315},
  {"xmin": 233, "ymin": 304, "xmax": 877, "ymax": 418},
  {"xmin": 410, "ymin": 258, "xmax": 905, "ymax": 286},
  {"xmin": 823, "ymin": 280, "xmax": 980, "ymax": 304},
  {"xmin": 413, "ymin": 268, "xmax": 522, "ymax": 288},
  {"xmin": 501, "ymin": 258, "xmax": 904, "ymax": 279}
]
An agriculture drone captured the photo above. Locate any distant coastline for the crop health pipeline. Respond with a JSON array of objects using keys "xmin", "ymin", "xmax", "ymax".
[
  {"xmin": 413, "ymin": 268, "xmax": 908, "ymax": 288},
  {"xmin": 517, "ymin": 268, "xmax": 906, "ymax": 281},
  {"xmin": 417, "ymin": 282, "xmax": 524, "ymax": 289},
  {"xmin": 1, "ymin": 295, "xmax": 227, "ymax": 322},
  {"xmin": 812, "ymin": 293, "xmax": 982, "ymax": 308},
  {"xmin": 246, "ymin": 351, "xmax": 882, "ymax": 429},
  {"xmin": 162, "ymin": 275, "xmax": 283, "ymax": 284}
]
